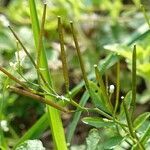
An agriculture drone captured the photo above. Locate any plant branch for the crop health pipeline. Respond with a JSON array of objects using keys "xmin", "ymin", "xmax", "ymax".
[
  {"xmin": 58, "ymin": 16, "xmax": 70, "ymax": 93},
  {"xmin": 9, "ymin": 86, "xmax": 70, "ymax": 113},
  {"xmin": 70, "ymin": 21, "xmax": 89, "ymax": 89},
  {"xmin": 130, "ymin": 45, "xmax": 136, "ymax": 118}
]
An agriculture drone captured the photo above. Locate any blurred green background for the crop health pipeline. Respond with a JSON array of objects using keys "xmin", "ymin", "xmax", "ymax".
[{"xmin": 0, "ymin": 0, "xmax": 150, "ymax": 149}]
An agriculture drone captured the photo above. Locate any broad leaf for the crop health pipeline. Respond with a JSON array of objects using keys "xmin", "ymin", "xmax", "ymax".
[
  {"xmin": 82, "ymin": 117, "xmax": 114, "ymax": 128},
  {"xmin": 88, "ymin": 81, "xmax": 111, "ymax": 113},
  {"xmin": 103, "ymin": 135, "xmax": 124, "ymax": 149},
  {"xmin": 86, "ymin": 129, "xmax": 102, "ymax": 150}
]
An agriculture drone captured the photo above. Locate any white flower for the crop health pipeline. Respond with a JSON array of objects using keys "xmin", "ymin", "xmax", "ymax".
[
  {"xmin": 9, "ymin": 50, "xmax": 26, "ymax": 69},
  {"xmin": 0, "ymin": 120, "xmax": 9, "ymax": 132},
  {"xmin": 109, "ymin": 85, "xmax": 115, "ymax": 94},
  {"xmin": 0, "ymin": 15, "xmax": 9, "ymax": 27},
  {"xmin": 9, "ymin": 62, "xmax": 18, "ymax": 70},
  {"xmin": 121, "ymin": 96, "xmax": 124, "ymax": 99},
  {"xmin": 15, "ymin": 50, "xmax": 26, "ymax": 65}
]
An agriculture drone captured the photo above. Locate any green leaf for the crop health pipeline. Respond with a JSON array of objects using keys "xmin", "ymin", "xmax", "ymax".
[
  {"xmin": 15, "ymin": 140, "xmax": 45, "ymax": 150},
  {"xmin": 103, "ymin": 135, "xmax": 124, "ymax": 149},
  {"xmin": 82, "ymin": 117, "xmax": 114, "ymax": 128},
  {"xmin": 88, "ymin": 81, "xmax": 111, "ymax": 113},
  {"xmin": 86, "ymin": 129, "xmax": 102, "ymax": 150},
  {"xmin": 119, "ymin": 91, "xmax": 132, "ymax": 119},
  {"xmin": 133, "ymin": 112, "xmax": 150, "ymax": 130}
]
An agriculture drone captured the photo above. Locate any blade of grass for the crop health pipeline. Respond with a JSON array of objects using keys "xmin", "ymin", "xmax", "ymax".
[
  {"xmin": 37, "ymin": 3, "xmax": 46, "ymax": 85},
  {"xmin": 28, "ymin": 1, "xmax": 67, "ymax": 149}
]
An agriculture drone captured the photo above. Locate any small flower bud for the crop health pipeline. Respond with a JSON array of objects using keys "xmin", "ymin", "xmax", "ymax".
[{"xmin": 109, "ymin": 85, "xmax": 115, "ymax": 94}]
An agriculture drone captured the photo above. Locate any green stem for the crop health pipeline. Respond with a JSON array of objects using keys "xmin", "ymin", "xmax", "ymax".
[
  {"xmin": 123, "ymin": 100, "xmax": 144, "ymax": 150},
  {"xmin": 0, "ymin": 66, "xmax": 28, "ymax": 89},
  {"xmin": 130, "ymin": 45, "xmax": 136, "ymax": 118},
  {"xmin": 9, "ymin": 86, "xmax": 70, "ymax": 113},
  {"xmin": 105, "ymin": 73, "xmax": 108, "ymax": 94},
  {"xmin": 114, "ymin": 61, "xmax": 120, "ymax": 115},
  {"xmin": 70, "ymin": 21, "xmax": 89, "ymax": 89},
  {"xmin": 8, "ymin": 26, "xmax": 56, "ymax": 94},
  {"xmin": 58, "ymin": 16, "xmax": 70, "ymax": 93}
]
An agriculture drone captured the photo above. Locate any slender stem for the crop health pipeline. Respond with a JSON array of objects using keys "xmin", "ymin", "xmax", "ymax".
[
  {"xmin": 123, "ymin": 100, "xmax": 135, "ymax": 137},
  {"xmin": 130, "ymin": 45, "xmax": 136, "ymax": 118},
  {"xmin": 114, "ymin": 61, "xmax": 120, "ymax": 115},
  {"xmin": 105, "ymin": 73, "xmax": 108, "ymax": 94},
  {"xmin": 0, "ymin": 66, "xmax": 28, "ymax": 89},
  {"xmin": 9, "ymin": 86, "xmax": 70, "ymax": 113},
  {"xmin": 0, "ymin": 66, "xmax": 55, "ymax": 97},
  {"xmin": 70, "ymin": 21, "xmax": 89, "ymax": 89},
  {"xmin": 58, "ymin": 16, "xmax": 70, "ymax": 93},
  {"xmin": 8, "ymin": 26, "xmax": 36, "ymax": 69},
  {"xmin": 8, "ymin": 26, "xmax": 56, "ymax": 94},
  {"xmin": 123, "ymin": 100, "xmax": 144, "ymax": 150}
]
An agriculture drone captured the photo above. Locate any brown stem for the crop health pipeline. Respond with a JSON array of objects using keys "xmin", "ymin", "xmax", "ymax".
[{"xmin": 9, "ymin": 86, "xmax": 70, "ymax": 113}]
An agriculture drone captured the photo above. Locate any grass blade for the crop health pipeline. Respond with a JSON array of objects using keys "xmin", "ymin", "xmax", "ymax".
[{"xmin": 28, "ymin": 1, "xmax": 67, "ymax": 149}]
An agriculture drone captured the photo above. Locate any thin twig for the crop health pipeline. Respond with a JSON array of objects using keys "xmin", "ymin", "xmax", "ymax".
[
  {"xmin": 70, "ymin": 21, "xmax": 89, "ymax": 89},
  {"xmin": 58, "ymin": 16, "xmax": 70, "ymax": 93},
  {"xmin": 9, "ymin": 86, "xmax": 70, "ymax": 113},
  {"xmin": 130, "ymin": 45, "xmax": 136, "ymax": 118}
]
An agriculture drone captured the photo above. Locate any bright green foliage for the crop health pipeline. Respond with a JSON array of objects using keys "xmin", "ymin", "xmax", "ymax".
[{"xmin": 133, "ymin": 112, "xmax": 150, "ymax": 130}]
